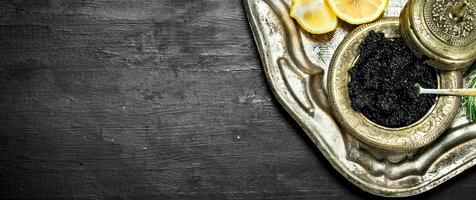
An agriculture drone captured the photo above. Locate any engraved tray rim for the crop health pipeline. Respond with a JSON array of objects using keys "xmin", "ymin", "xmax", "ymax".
[{"xmin": 244, "ymin": 0, "xmax": 476, "ymax": 197}]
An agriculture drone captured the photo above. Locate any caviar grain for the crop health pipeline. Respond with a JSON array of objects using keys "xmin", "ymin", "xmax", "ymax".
[{"xmin": 348, "ymin": 31, "xmax": 437, "ymax": 128}]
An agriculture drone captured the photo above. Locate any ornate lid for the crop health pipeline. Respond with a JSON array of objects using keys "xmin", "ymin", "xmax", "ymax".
[{"xmin": 400, "ymin": 0, "xmax": 476, "ymax": 70}]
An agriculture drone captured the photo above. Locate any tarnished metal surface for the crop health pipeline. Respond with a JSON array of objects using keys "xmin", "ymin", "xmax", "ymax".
[
  {"xmin": 328, "ymin": 18, "xmax": 462, "ymax": 151},
  {"xmin": 244, "ymin": 0, "xmax": 476, "ymax": 197},
  {"xmin": 400, "ymin": 0, "xmax": 476, "ymax": 70}
]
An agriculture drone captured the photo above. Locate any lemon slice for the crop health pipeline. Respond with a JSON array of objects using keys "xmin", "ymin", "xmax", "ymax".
[
  {"xmin": 290, "ymin": 0, "xmax": 338, "ymax": 34},
  {"xmin": 327, "ymin": 0, "xmax": 389, "ymax": 24}
]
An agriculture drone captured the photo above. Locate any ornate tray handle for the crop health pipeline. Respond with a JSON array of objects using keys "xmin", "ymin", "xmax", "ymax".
[
  {"xmin": 244, "ymin": 0, "xmax": 476, "ymax": 197},
  {"xmin": 264, "ymin": 0, "xmax": 329, "ymax": 113}
]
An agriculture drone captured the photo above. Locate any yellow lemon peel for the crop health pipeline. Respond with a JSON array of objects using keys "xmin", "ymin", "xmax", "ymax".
[
  {"xmin": 290, "ymin": 0, "xmax": 338, "ymax": 34},
  {"xmin": 327, "ymin": 0, "xmax": 389, "ymax": 24}
]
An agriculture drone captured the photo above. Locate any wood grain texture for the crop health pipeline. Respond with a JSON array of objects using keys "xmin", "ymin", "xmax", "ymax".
[{"xmin": 0, "ymin": 0, "xmax": 475, "ymax": 199}]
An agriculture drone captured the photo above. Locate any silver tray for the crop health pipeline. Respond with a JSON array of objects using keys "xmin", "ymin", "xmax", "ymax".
[{"xmin": 244, "ymin": 0, "xmax": 476, "ymax": 197}]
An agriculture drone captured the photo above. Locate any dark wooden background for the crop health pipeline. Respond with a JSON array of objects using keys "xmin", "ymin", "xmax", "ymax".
[{"xmin": 1, "ymin": 0, "xmax": 475, "ymax": 199}]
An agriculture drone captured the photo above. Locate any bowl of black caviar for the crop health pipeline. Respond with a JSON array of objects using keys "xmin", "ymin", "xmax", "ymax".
[{"xmin": 327, "ymin": 17, "xmax": 462, "ymax": 151}]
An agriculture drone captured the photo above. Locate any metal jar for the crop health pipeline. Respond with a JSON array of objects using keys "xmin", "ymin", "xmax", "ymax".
[{"xmin": 400, "ymin": 0, "xmax": 476, "ymax": 71}]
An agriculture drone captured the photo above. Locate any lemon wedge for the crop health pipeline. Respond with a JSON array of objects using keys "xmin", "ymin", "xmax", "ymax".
[
  {"xmin": 290, "ymin": 0, "xmax": 338, "ymax": 34},
  {"xmin": 327, "ymin": 0, "xmax": 389, "ymax": 24}
]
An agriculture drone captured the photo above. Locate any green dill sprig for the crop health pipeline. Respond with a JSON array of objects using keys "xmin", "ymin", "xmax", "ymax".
[
  {"xmin": 464, "ymin": 62, "xmax": 476, "ymax": 77},
  {"xmin": 464, "ymin": 62, "xmax": 476, "ymax": 122},
  {"xmin": 464, "ymin": 77, "xmax": 476, "ymax": 121}
]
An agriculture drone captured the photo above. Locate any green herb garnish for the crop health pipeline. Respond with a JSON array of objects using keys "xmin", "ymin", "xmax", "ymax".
[
  {"xmin": 464, "ymin": 77, "xmax": 476, "ymax": 121},
  {"xmin": 464, "ymin": 62, "xmax": 476, "ymax": 122}
]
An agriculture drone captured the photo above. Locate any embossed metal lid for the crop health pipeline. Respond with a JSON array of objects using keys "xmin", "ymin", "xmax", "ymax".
[{"xmin": 400, "ymin": 0, "xmax": 476, "ymax": 71}]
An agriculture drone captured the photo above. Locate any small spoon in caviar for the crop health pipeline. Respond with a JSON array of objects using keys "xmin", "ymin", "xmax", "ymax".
[{"xmin": 416, "ymin": 84, "xmax": 476, "ymax": 96}]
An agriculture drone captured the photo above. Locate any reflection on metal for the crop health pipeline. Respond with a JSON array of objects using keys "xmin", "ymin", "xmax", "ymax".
[
  {"xmin": 400, "ymin": 0, "xmax": 476, "ymax": 70},
  {"xmin": 244, "ymin": 0, "xmax": 476, "ymax": 197},
  {"xmin": 328, "ymin": 18, "xmax": 462, "ymax": 151}
]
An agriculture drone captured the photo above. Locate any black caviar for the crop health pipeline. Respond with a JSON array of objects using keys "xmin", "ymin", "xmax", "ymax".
[{"xmin": 348, "ymin": 31, "xmax": 437, "ymax": 128}]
